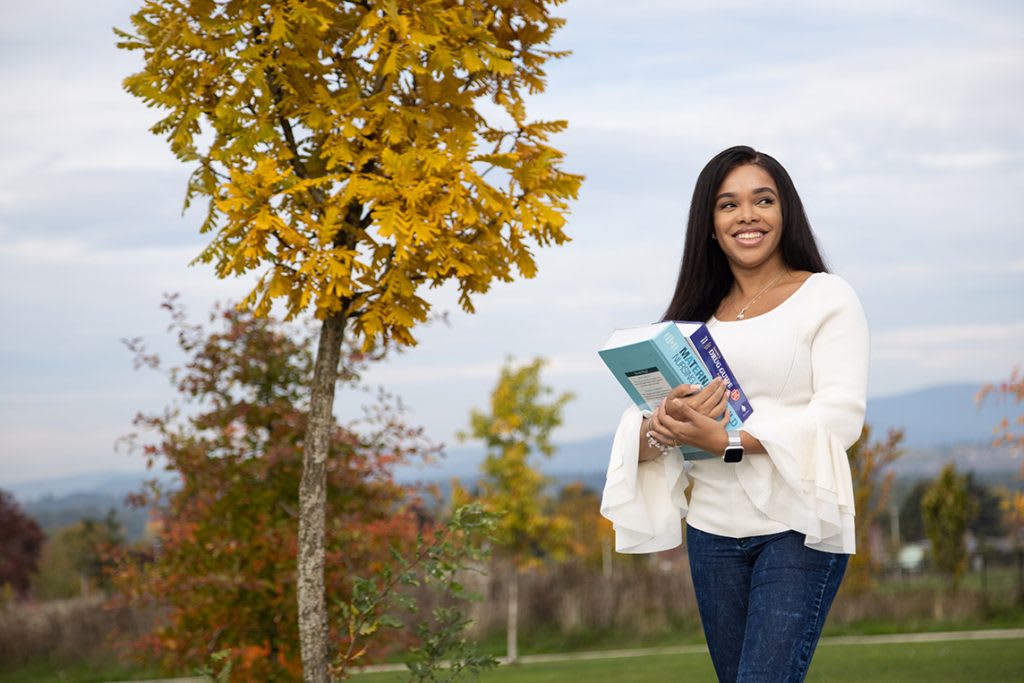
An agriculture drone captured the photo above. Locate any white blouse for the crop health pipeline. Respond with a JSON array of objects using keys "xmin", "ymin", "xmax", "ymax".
[{"xmin": 600, "ymin": 273, "xmax": 869, "ymax": 555}]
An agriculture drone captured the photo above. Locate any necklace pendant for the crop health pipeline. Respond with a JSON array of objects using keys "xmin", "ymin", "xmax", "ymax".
[{"xmin": 731, "ymin": 270, "xmax": 787, "ymax": 322}]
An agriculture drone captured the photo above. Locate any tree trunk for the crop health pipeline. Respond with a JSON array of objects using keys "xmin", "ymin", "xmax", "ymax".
[
  {"xmin": 298, "ymin": 311, "xmax": 347, "ymax": 683},
  {"xmin": 506, "ymin": 563, "xmax": 519, "ymax": 664}
]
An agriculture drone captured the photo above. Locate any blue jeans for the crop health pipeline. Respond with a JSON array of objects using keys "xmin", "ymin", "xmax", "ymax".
[{"xmin": 687, "ymin": 524, "xmax": 848, "ymax": 683}]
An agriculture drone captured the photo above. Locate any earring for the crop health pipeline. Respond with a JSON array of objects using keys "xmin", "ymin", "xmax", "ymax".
[{"xmin": 711, "ymin": 234, "xmax": 717, "ymax": 241}]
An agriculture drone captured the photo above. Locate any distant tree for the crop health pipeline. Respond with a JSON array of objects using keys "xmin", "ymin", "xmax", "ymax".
[
  {"xmin": 33, "ymin": 529, "xmax": 80, "ymax": 601},
  {"xmin": 844, "ymin": 424, "xmax": 904, "ymax": 593},
  {"xmin": 0, "ymin": 490, "xmax": 45, "ymax": 600},
  {"xmin": 454, "ymin": 357, "xmax": 575, "ymax": 663},
  {"xmin": 116, "ymin": 2, "xmax": 581, "ymax": 678},
  {"xmin": 899, "ymin": 474, "xmax": 1005, "ymax": 546},
  {"xmin": 922, "ymin": 464, "xmax": 978, "ymax": 591},
  {"xmin": 554, "ymin": 483, "xmax": 615, "ymax": 572},
  {"xmin": 112, "ymin": 295, "xmax": 482, "ymax": 681},
  {"xmin": 965, "ymin": 474, "xmax": 1007, "ymax": 539},
  {"xmin": 34, "ymin": 510, "xmax": 124, "ymax": 599},
  {"xmin": 899, "ymin": 480, "xmax": 929, "ymax": 543}
]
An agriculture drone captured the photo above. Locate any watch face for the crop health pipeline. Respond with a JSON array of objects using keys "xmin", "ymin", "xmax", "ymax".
[{"xmin": 724, "ymin": 446, "xmax": 743, "ymax": 463}]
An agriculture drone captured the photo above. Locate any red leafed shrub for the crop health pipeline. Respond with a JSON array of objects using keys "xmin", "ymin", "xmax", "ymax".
[
  {"xmin": 110, "ymin": 295, "xmax": 440, "ymax": 680},
  {"xmin": 0, "ymin": 489, "xmax": 45, "ymax": 599}
]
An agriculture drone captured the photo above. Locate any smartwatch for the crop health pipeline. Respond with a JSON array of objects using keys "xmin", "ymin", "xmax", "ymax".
[{"xmin": 723, "ymin": 429, "xmax": 743, "ymax": 463}]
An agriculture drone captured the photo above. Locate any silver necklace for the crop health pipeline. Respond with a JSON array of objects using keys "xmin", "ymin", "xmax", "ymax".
[{"xmin": 734, "ymin": 271, "xmax": 788, "ymax": 320}]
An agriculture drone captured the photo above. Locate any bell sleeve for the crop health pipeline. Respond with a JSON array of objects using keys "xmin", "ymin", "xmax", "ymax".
[
  {"xmin": 735, "ymin": 278, "xmax": 869, "ymax": 554},
  {"xmin": 600, "ymin": 404, "xmax": 692, "ymax": 553}
]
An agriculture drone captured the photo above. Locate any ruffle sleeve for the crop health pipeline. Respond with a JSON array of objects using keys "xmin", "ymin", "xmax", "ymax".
[
  {"xmin": 600, "ymin": 404, "xmax": 691, "ymax": 553},
  {"xmin": 736, "ymin": 279, "xmax": 869, "ymax": 554}
]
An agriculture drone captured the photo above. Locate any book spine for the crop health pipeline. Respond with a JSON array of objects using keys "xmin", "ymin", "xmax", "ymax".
[{"xmin": 689, "ymin": 324, "xmax": 754, "ymax": 429}]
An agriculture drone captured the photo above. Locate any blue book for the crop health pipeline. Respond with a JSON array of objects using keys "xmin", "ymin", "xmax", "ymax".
[{"xmin": 598, "ymin": 321, "xmax": 753, "ymax": 460}]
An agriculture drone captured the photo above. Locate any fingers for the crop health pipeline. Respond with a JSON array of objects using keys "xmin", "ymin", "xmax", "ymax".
[
  {"xmin": 666, "ymin": 384, "xmax": 701, "ymax": 416},
  {"xmin": 711, "ymin": 388, "xmax": 730, "ymax": 419},
  {"xmin": 647, "ymin": 405, "xmax": 671, "ymax": 441},
  {"xmin": 667, "ymin": 383, "xmax": 703, "ymax": 400},
  {"xmin": 649, "ymin": 403, "xmax": 684, "ymax": 444},
  {"xmin": 653, "ymin": 380, "xmax": 734, "ymax": 450},
  {"xmin": 663, "ymin": 396, "xmax": 687, "ymax": 420},
  {"xmin": 670, "ymin": 378, "xmax": 727, "ymax": 417},
  {"xmin": 696, "ymin": 378, "xmax": 728, "ymax": 413}
]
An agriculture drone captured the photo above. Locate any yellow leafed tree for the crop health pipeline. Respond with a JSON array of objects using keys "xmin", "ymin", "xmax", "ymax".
[
  {"xmin": 844, "ymin": 424, "xmax": 904, "ymax": 594},
  {"xmin": 116, "ymin": 2, "xmax": 581, "ymax": 680},
  {"xmin": 921, "ymin": 464, "xmax": 978, "ymax": 592},
  {"xmin": 455, "ymin": 357, "xmax": 575, "ymax": 663}
]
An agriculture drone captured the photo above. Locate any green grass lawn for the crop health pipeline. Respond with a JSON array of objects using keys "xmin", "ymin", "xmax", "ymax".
[
  {"xmin": 878, "ymin": 566, "xmax": 1022, "ymax": 597},
  {"xmin": 0, "ymin": 660, "xmax": 166, "ymax": 683},
  {"xmin": 4, "ymin": 590, "xmax": 1020, "ymax": 683},
  {"xmin": 4, "ymin": 636, "xmax": 1020, "ymax": 683},
  {"xmin": 352, "ymin": 638, "xmax": 1024, "ymax": 682}
]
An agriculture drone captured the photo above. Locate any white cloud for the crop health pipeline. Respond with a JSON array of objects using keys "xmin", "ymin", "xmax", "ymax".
[{"xmin": 541, "ymin": 45, "xmax": 1024, "ymax": 153}]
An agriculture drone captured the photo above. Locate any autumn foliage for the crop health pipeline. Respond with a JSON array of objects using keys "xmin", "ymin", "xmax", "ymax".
[
  {"xmin": 116, "ymin": 0, "xmax": 582, "ymax": 345},
  {"xmin": 112, "ymin": 295, "xmax": 437, "ymax": 680},
  {"xmin": 117, "ymin": 4, "xmax": 581, "ymax": 677},
  {"xmin": 977, "ymin": 366, "xmax": 1024, "ymax": 453},
  {"xmin": 453, "ymin": 357, "xmax": 575, "ymax": 662},
  {"xmin": 554, "ymin": 482, "xmax": 614, "ymax": 570},
  {"xmin": 977, "ymin": 366, "xmax": 1024, "ymax": 577},
  {"xmin": 456, "ymin": 357, "xmax": 576, "ymax": 568},
  {"xmin": 844, "ymin": 424, "xmax": 904, "ymax": 593},
  {"xmin": 0, "ymin": 490, "xmax": 46, "ymax": 601}
]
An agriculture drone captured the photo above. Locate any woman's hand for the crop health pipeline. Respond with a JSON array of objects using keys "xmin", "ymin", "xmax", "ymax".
[
  {"xmin": 648, "ymin": 382, "xmax": 731, "ymax": 455},
  {"xmin": 663, "ymin": 378, "xmax": 728, "ymax": 421}
]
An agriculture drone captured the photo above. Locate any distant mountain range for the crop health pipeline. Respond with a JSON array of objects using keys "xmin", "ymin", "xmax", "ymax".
[
  {"xmin": 864, "ymin": 382, "xmax": 1013, "ymax": 449},
  {"xmin": 9, "ymin": 470, "xmax": 177, "ymax": 502},
  {"xmin": 7, "ymin": 382, "xmax": 1019, "ymax": 510}
]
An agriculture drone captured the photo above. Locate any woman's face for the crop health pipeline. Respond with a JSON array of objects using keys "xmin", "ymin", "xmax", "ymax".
[{"xmin": 712, "ymin": 163, "xmax": 785, "ymax": 273}]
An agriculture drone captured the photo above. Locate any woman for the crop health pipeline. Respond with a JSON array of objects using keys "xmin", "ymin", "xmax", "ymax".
[{"xmin": 600, "ymin": 145, "xmax": 868, "ymax": 682}]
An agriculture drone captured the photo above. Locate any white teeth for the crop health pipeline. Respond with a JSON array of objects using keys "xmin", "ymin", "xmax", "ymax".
[{"xmin": 735, "ymin": 231, "xmax": 764, "ymax": 239}]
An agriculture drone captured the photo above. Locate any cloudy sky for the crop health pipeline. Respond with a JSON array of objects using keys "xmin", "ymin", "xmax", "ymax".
[{"xmin": 2, "ymin": 0, "xmax": 1022, "ymax": 486}]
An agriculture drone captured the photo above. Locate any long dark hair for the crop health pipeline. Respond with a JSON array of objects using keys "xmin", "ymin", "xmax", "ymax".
[{"xmin": 661, "ymin": 146, "xmax": 829, "ymax": 322}]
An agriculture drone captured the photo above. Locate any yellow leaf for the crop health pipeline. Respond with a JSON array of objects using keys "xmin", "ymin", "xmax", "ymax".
[
  {"xmin": 460, "ymin": 47, "xmax": 484, "ymax": 72},
  {"xmin": 267, "ymin": 269, "xmax": 290, "ymax": 297},
  {"xmin": 487, "ymin": 57, "xmax": 515, "ymax": 75}
]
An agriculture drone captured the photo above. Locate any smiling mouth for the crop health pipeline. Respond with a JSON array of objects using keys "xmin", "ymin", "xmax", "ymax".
[{"xmin": 732, "ymin": 230, "xmax": 767, "ymax": 244}]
